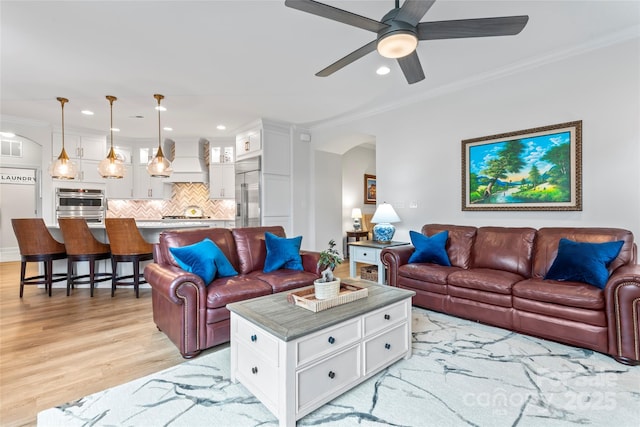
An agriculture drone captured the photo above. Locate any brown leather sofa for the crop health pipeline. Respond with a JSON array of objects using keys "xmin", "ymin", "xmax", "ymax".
[
  {"xmin": 144, "ymin": 226, "xmax": 321, "ymax": 358},
  {"xmin": 381, "ymin": 224, "xmax": 640, "ymax": 365}
]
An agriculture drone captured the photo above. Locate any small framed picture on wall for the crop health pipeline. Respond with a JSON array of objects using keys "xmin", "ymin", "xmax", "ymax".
[{"xmin": 364, "ymin": 174, "xmax": 376, "ymax": 204}]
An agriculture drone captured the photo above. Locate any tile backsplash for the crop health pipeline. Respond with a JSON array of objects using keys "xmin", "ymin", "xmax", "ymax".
[{"xmin": 107, "ymin": 183, "xmax": 236, "ymax": 219}]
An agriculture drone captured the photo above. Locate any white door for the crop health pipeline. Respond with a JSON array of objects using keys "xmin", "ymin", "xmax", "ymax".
[{"xmin": 0, "ymin": 168, "xmax": 38, "ymax": 261}]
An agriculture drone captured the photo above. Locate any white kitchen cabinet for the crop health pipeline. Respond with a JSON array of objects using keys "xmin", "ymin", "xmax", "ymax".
[
  {"xmin": 52, "ymin": 133, "xmax": 106, "ymax": 161},
  {"xmin": 51, "ymin": 133, "xmax": 107, "ymax": 183},
  {"xmin": 134, "ymin": 165, "xmax": 170, "ymax": 199},
  {"xmin": 105, "ymin": 163, "xmax": 134, "ymax": 199},
  {"xmin": 209, "ymin": 163, "xmax": 235, "ymax": 199},
  {"xmin": 236, "ymin": 130, "xmax": 261, "ymax": 160}
]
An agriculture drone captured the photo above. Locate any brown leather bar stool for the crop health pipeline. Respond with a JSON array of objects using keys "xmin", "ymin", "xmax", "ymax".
[
  {"xmin": 58, "ymin": 218, "xmax": 112, "ymax": 297},
  {"xmin": 11, "ymin": 218, "xmax": 67, "ymax": 297},
  {"xmin": 105, "ymin": 218, "xmax": 154, "ymax": 298}
]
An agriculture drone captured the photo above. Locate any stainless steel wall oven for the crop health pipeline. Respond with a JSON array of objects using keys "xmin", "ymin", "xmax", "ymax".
[{"xmin": 56, "ymin": 188, "xmax": 105, "ymax": 223}]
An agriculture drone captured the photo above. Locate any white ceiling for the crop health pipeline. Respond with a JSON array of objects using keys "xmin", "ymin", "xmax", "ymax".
[{"xmin": 1, "ymin": 1, "xmax": 639, "ymax": 141}]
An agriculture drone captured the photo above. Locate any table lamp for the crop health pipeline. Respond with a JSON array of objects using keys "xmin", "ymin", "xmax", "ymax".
[
  {"xmin": 371, "ymin": 202, "xmax": 400, "ymax": 243},
  {"xmin": 351, "ymin": 208, "xmax": 362, "ymax": 231}
]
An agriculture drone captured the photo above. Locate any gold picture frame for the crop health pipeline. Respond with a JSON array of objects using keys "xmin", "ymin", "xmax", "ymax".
[{"xmin": 462, "ymin": 120, "xmax": 582, "ymax": 211}]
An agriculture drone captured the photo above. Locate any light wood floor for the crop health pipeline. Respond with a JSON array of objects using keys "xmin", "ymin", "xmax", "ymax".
[{"xmin": 0, "ymin": 260, "xmax": 351, "ymax": 426}]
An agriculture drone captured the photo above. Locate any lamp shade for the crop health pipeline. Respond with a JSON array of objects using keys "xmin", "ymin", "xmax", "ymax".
[
  {"xmin": 351, "ymin": 208, "xmax": 362, "ymax": 219},
  {"xmin": 371, "ymin": 203, "xmax": 400, "ymax": 224},
  {"xmin": 371, "ymin": 202, "xmax": 401, "ymax": 243}
]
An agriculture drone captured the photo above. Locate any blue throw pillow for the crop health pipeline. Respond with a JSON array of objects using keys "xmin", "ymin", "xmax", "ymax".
[
  {"xmin": 408, "ymin": 230, "xmax": 451, "ymax": 266},
  {"xmin": 545, "ymin": 238, "xmax": 624, "ymax": 289},
  {"xmin": 263, "ymin": 232, "xmax": 303, "ymax": 273},
  {"xmin": 170, "ymin": 238, "xmax": 237, "ymax": 284}
]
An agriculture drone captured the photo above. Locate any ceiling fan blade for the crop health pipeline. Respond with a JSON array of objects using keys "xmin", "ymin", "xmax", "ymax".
[
  {"xmin": 418, "ymin": 16, "xmax": 529, "ymax": 40},
  {"xmin": 395, "ymin": 0, "xmax": 436, "ymax": 26},
  {"xmin": 316, "ymin": 40, "xmax": 378, "ymax": 77},
  {"xmin": 285, "ymin": 0, "xmax": 387, "ymax": 33},
  {"xmin": 397, "ymin": 51, "xmax": 425, "ymax": 84}
]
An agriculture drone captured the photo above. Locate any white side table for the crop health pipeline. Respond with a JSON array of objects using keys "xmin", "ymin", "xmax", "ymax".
[{"xmin": 348, "ymin": 240, "xmax": 408, "ymax": 285}]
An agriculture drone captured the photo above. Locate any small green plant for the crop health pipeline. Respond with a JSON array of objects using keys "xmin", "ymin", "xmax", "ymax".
[{"xmin": 316, "ymin": 239, "xmax": 343, "ymax": 282}]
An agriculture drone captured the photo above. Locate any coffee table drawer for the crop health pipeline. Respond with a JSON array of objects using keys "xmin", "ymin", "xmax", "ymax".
[
  {"xmin": 297, "ymin": 345, "xmax": 361, "ymax": 411},
  {"xmin": 364, "ymin": 323, "xmax": 409, "ymax": 374},
  {"xmin": 296, "ymin": 318, "xmax": 361, "ymax": 366},
  {"xmin": 236, "ymin": 316, "xmax": 279, "ymax": 365},
  {"xmin": 364, "ymin": 299, "xmax": 409, "ymax": 336},
  {"xmin": 237, "ymin": 341, "xmax": 278, "ymax": 408}
]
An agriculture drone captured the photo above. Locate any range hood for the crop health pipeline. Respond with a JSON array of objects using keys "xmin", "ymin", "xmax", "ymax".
[{"xmin": 164, "ymin": 138, "xmax": 209, "ymax": 183}]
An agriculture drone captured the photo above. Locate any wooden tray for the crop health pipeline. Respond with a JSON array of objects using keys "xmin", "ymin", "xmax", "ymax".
[{"xmin": 287, "ymin": 283, "xmax": 369, "ymax": 312}]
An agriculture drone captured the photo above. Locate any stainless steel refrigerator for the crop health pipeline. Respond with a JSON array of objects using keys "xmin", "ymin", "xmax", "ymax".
[{"xmin": 235, "ymin": 157, "xmax": 261, "ymax": 228}]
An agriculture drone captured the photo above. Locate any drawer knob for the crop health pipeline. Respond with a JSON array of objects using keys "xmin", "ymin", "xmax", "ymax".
[
  {"xmin": 251, "ymin": 366, "xmax": 258, "ymax": 374},
  {"xmin": 328, "ymin": 336, "xmax": 335, "ymax": 344},
  {"xmin": 328, "ymin": 371, "xmax": 335, "ymax": 379},
  {"xmin": 385, "ymin": 343, "xmax": 391, "ymax": 350},
  {"xmin": 384, "ymin": 314, "xmax": 391, "ymax": 320},
  {"xmin": 363, "ymin": 252, "xmax": 367, "ymax": 256},
  {"xmin": 250, "ymin": 334, "xmax": 257, "ymax": 342}
]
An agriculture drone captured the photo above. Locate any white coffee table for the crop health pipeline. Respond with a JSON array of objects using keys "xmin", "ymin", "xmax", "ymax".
[{"xmin": 227, "ymin": 279, "xmax": 415, "ymax": 427}]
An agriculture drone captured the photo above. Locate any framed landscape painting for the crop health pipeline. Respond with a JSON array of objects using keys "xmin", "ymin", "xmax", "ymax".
[
  {"xmin": 462, "ymin": 121, "xmax": 582, "ymax": 211},
  {"xmin": 364, "ymin": 174, "xmax": 376, "ymax": 204}
]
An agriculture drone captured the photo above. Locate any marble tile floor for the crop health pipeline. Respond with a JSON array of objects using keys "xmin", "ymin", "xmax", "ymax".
[{"xmin": 38, "ymin": 308, "xmax": 640, "ymax": 426}]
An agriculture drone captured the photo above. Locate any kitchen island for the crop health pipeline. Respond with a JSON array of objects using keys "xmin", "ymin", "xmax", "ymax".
[{"xmin": 44, "ymin": 219, "xmax": 230, "ymax": 292}]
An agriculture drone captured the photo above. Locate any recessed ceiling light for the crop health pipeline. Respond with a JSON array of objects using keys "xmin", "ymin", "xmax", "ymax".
[
  {"xmin": 81, "ymin": 110, "xmax": 94, "ymax": 115},
  {"xmin": 216, "ymin": 125, "xmax": 226, "ymax": 130},
  {"xmin": 376, "ymin": 66, "xmax": 391, "ymax": 75},
  {"xmin": 163, "ymin": 127, "xmax": 173, "ymax": 131}
]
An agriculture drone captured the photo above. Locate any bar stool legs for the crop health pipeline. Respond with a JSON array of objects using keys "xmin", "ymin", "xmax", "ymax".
[{"xmin": 111, "ymin": 253, "xmax": 154, "ymax": 298}]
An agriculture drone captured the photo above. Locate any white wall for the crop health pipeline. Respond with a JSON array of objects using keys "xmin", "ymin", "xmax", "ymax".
[
  {"xmin": 341, "ymin": 144, "xmax": 375, "ymax": 230},
  {"xmin": 313, "ymin": 150, "xmax": 343, "ymax": 254},
  {"xmin": 313, "ymin": 38, "xmax": 640, "ymax": 242}
]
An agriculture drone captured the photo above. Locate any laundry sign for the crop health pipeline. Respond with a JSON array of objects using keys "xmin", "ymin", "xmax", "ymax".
[{"xmin": 0, "ymin": 168, "xmax": 36, "ymax": 185}]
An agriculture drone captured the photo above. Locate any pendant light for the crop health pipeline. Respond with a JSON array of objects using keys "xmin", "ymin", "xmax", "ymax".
[
  {"xmin": 146, "ymin": 94, "xmax": 172, "ymax": 177},
  {"xmin": 98, "ymin": 95, "xmax": 125, "ymax": 179},
  {"xmin": 49, "ymin": 97, "xmax": 78, "ymax": 179}
]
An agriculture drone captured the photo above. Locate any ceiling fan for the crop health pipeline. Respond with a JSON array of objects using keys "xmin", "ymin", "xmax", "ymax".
[{"xmin": 285, "ymin": 0, "xmax": 529, "ymax": 84}]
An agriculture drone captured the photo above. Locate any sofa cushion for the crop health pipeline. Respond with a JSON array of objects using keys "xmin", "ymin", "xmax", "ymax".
[
  {"xmin": 513, "ymin": 296, "xmax": 607, "ymax": 327},
  {"xmin": 398, "ymin": 263, "xmax": 457, "ymax": 285},
  {"xmin": 263, "ymin": 232, "xmax": 303, "ymax": 272},
  {"xmin": 513, "ymin": 278, "xmax": 605, "ymax": 310},
  {"xmin": 422, "ymin": 224, "xmax": 477, "ymax": 269},
  {"xmin": 170, "ymin": 238, "xmax": 238, "ymax": 284},
  {"xmin": 471, "ymin": 227, "xmax": 536, "ymax": 277},
  {"xmin": 255, "ymin": 270, "xmax": 319, "ymax": 293},
  {"xmin": 448, "ymin": 268, "xmax": 525, "ymax": 295},
  {"xmin": 544, "ymin": 238, "xmax": 624, "ymax": 288},
  {"xmin": 205, "ymin": 276, "xmax": 272, "ymax": 309},
  {"xmin": 408, "ymin": 230, "xmax": 451, "ymax": 266},
  {"xmin": 531, "ymin": 227, "xmax": 634, "ymax": 279},
  {"xmin": 232, "ymin": 226, "xmax": 286, "ymax": 274},
  {"xmin": 159, "ymin": 228, "xmax": 238, "ymax": 270}
]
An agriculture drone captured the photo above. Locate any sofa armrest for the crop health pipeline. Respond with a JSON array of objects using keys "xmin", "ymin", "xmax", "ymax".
[
  {"xmin": 381, "ymin": 246, "xmax": 415, "ymax": 287},
  {"xmin": 605, "ymin": 264, "xmax": 640, "ymax": 365},
  {"xmin": 144, "ymin": 263, "xmax": 208, "ymax": 358},
  {"xmin": 300, "ymin": 250, "xmax": 322, "ymax": 275}
]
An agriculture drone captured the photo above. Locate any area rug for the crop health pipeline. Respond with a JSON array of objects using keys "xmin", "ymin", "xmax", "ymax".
[{"xmin": 38, "ymin": 308, "xmax": 639, "ymax": 426}]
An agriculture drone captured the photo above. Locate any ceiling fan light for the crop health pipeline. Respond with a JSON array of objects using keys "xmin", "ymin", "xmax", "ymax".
[{"xmin": 377, "ymin": 31, "xmax": 418, "ymax": 59}]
